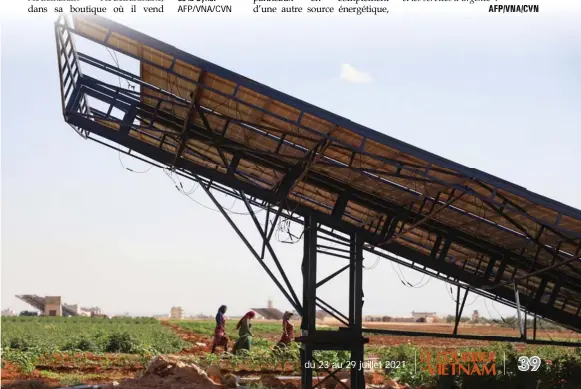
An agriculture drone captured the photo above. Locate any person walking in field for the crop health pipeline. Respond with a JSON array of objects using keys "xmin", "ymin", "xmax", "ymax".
[
  {"xmin": 276, "ymin": 311, "xmax": 295, "ymax": 349},
  {"xmin": 211, "ymin": 305, "xmax": 229, "ymax": 354},
  {"xmin": 231, "ymin": 311, "xmax": 255, "ymax": 354}
]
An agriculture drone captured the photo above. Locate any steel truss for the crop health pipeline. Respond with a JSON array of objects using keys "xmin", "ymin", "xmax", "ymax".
[
  {"xmin": 54, "ymin": 15, "xmax": 581, "ymax": 389},
  {"xmin": 193, "ymin": 188, "xmax": 581, "ymax": 389},
  {"xmin": 56, "ymin": 50, "xmax": 581, "ymax": 333},
  {"xmin": 200, "ymin": 188, "xmax": 369, "ymax": 389}
]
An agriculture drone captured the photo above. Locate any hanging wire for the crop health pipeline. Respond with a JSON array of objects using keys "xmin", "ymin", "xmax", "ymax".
[
  {"xmin": 388, "ymin": 260, "xmax": 431, "ymax": 288},
  {"xmin": 445, "ymin": 282, "xmax": 479, "ymax": 306},
  {"xmin": 276, "ymin": 218, "xmax": 304, "ymax": 244},
  {"xmin": 118, "ymin": 152, "xmax": 153, "ymax": 174},
  {"xmin": 363, "ymin": 255, "xmax": 381, "ymax": 271},
  {"xmin": 483, "ymin": 299, "xmax": 512, "ymax": 326},
  {"xmin": 161, "ymin": 168, "xmax": 264, "ymax": 216}
]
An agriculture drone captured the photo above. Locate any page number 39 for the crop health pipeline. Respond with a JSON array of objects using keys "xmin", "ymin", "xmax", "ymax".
[{"xmin": 517, "ymin": 356, "xmax": 542, "ymax": 372}]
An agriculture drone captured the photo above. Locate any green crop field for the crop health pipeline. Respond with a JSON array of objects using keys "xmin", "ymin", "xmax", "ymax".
[
  {"xmin": 1, "ymin": 316, "xmax": 190, "ymax": 375},
  {"xmin": 2, "ymin": 317, "xmax": 581, "ymax": 389},
  {"xmin": 1, "ymin": 316, "xmax": 189, "ymax": 354}
]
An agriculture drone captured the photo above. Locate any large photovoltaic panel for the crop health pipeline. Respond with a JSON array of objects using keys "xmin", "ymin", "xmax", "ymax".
[{"xmin": 56, "ymin": 15, "xmax": 581, "ymax": 331}]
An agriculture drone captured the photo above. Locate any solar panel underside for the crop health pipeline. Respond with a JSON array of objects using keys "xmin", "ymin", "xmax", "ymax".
[{"xmin": 66, "ymin": 16, "xmax": 581, "ymax": 327}]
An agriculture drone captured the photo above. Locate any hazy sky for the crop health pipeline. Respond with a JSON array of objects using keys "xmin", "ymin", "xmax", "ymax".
[{"xmin": 2, "ymin": 5, "xmax": 581, "ymax": 320}]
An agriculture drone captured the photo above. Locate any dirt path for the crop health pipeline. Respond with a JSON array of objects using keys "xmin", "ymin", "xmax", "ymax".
[{"xmin": 160, "ymin": 321, "xmax": 213, "ymax": 355}]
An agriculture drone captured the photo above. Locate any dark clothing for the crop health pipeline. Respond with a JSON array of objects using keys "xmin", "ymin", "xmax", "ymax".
[
  {"xmin": 212, "ymin": 311, "xmax": 228, "ymax": 348},
  {"xmin": 216, "ymin": 311, "xmax": 225, "ymax": 326}
]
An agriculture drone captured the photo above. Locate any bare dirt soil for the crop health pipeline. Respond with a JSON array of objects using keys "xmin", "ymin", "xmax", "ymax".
[
  {"xmin": 161, "ymin": 321, "xmax": 213, "ymax": 355},
  {"xmin": 360, "ymin": 322, "xmax": 572, "ymax": 348}
]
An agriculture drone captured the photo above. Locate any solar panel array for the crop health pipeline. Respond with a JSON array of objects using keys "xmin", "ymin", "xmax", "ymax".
[{"xmin": 57, "ymin": 15, "xmax": 581, "ymax": 331}]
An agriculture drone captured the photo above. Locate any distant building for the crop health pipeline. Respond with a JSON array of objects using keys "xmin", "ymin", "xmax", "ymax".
[
  {"xmin": 411, "ymin": 311, "xmax": 437, "ymax": 323},
  {"xmin": 45, "ymin": 296, "xmax": 63, "ymax": 316},
  {"xmin": 472, "ymin": 310, "xmax": 480, "ymax": 322},
  {"xmin": 64, "ymin": 304, "xmax": 80, "ymax": 315},
  {"xmin": 82, "ymin": 307, "xmax": 103, "ymax": 316},
  {"xmin": 16, "ymin": 295, "xmax": 101, "ymax": 317},
  {"xmin": 252, "ymin": 299, "xmax": 284, "ymax": 320},
  {"xmin": 1, "ymin": 309, "xmax": 15, "ymax": 316},
  {"xmin": 170, "ymin": 306, "xmax": 184, "ymax": 320}
]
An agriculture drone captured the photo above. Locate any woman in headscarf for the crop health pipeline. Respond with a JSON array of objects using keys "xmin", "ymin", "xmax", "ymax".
[
  {"xmin": 211, "ymin": 305, "xmax": 229, "ymax": 354},
  {"xmin": 276, "ymin": 311, "xmax": 295, "ymax": 349},
  {"xmin": 231, "ymin": 311, "xmax": 256, "ymax": 354}
]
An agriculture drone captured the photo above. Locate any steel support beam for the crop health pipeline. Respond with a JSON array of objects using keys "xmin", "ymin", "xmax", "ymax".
[
  {"xmin": 301, "ymin": 214, "xmax": 317, "ymax": 389},
  {"xmin": 196, "ymin": 184, "xmax": 302, "ymax": 314},
  {"xmin": 240, "ymin": 192, "xmax": 302, "ymax": 310},
  {"xmin": 453, "ymin": 286, "xmax": 469, "ymax": 335},
  {"xmin": 349, "ymin": 234, "xmax": 365, "ymax": 389}
]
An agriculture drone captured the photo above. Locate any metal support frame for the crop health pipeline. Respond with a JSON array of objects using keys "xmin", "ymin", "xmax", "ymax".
[
  {"xmin": 297, "ymin": 216, "xmax": 368, "ymax": 389},
  {"xmin": 53, "ymin": 18, "xmax": 581, "ymax": 373},
  {"xmin": 348, "ymin": 234, "xmax": 365, "ymax": 389},
  {"xmin": 301, "ymin": 215, "xmax": 317, "ymax": 389},
  {"xmin": 186, "ymin": 184, "xmax": 370, "ymax": 388},
  {"xmin": 70, "ymin": 67, "xmax": 581, "ymax": 328}
]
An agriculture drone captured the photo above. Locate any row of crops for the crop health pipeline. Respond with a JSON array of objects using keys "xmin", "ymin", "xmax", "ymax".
[
  {"xmin": 1, "ymin": 316, "xmax": 190, "ymax": 373},
  {"xmin": 2, "ymin": 316, "xmax": 189, "ymax": 353},
  {"xmin": 3, "ymin": 317, "xmax": 581, "ymax": 389}
]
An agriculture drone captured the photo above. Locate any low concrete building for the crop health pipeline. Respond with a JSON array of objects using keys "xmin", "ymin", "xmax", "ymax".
[
  {"xmin": 44, "ymin": 296, "xmax": 62, "ymax": 316},
  {"xmin": 411, "ymin": 311, "xmax": 437, "ymax": 323}
]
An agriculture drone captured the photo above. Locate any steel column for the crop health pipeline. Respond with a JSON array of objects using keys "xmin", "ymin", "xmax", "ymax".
[
  {"xmin": 349, "ymin": 234, "xmax": 365, "ymax": 389},
  {"xmin": 301, "ymin": 214, "xmax": 317, "ymax": 389}
]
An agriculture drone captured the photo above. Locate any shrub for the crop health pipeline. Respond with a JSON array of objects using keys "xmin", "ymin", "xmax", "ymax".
[
  {"xmin": 9, "ymin": 337, "xmax": 30, "ymax": 351},
  {"xmin": 105, "ymin": 332, "xmax": 136, "ymax": 353}
]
